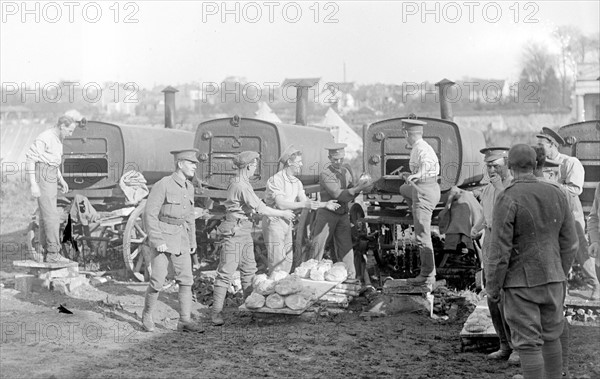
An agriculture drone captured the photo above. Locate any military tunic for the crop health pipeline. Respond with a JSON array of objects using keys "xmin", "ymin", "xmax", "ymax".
[
  {"xmin": 214, "ymin": 175, "xmax": 267, "ymax": 295},
  {"xmin": 144, "ymin": 173, "xmax": 196, "ymax": 291},
  {"xmin": 311, "ymin": 164, "xmax": 357, "ymax": 279}
]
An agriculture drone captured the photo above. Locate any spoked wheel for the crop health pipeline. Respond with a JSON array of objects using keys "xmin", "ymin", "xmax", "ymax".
[{"xmin": 123, "ymin": 200, "xmax": 152, "ymax": 282}]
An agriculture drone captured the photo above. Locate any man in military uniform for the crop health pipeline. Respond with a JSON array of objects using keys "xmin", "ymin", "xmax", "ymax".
[
  {"xmin": 311, "ymin": 143, "xmax": 371, "ymax": 280},
  {"xmin": 467, "ymin": 147, "xmax": 519, "ymax": 363},
  {"xmin": 398, "ymin": 119, "xmax": 441, "ymax": 285},
  {"xmin": 537, "ymin": 127, "xmax": 598, "ymax": 300},
  {"xmin": 211, "ymin": 151, "xmax": 294, "ymax": 326},
  {"xmin": 25, "ymin": 110, "xmax": 85, "ymax": 263},
  {"xmin": 141, "ymin": 149, "xmax": 204, "ymax": 333},
  {"xmin": 487, "ymin": 144, "xmax": 578, "ymax": 379},
  {"xmin": 264, "ymin": 145, "xmax": 339, "ymax": 274}
]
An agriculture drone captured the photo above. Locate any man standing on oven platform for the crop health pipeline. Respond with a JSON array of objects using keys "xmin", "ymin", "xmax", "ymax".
[{"xmin": 398, "ymin": 119, "xmax": 441, "ymax": 286}]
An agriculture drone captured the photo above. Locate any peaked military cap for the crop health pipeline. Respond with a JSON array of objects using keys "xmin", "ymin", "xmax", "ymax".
[
  {"xmin": 543, "ymin": 158, "xmax": 561, "ymax": 168},
  {"xmin": 279, "ymin": 145, "xmax": 302, "ymax": 164},
  {"xmin": 536, "ymin": 127, "xmax": 565, "ymax": 146},
  {"xmin": 508, "ymin": 144, "xmax": 536, "ymax": 169},
  {"xmin": 480, "ymin": 147, "xmax": 509, "ymax": 162},
  {"xmin": 401, "ymin": 119, "xmax": 427, "ymax": 132},
  {"xmin": 325, "ymin": 143, "xmax": 347, "ymax": 159},
  {"xmin": 233, "ymin": 151, "xmax": 260, "ymax": 168},
  {"xmin": 170, "ymin": 148, "xmax": 200, "ymax": 163}
]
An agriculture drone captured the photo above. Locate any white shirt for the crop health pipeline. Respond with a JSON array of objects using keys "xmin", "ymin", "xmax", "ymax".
[
  {"xmin": 555, "ymin": 152, "xmax": 585, "ymax": 196},
  {"xmin": 408, "ymin": 138, "xmax": 439, "ymax": 181},
  {"xmin": 25, "ymin": 128, "xmax": 62, "ymax": 166},
  {"xmin": 264, "ymin": 170, "xmax": 304, "ymax": 208}
]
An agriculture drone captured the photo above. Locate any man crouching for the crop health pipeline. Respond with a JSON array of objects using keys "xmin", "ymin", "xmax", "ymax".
[{"xmin": 141, "ymin": 149, "xmax": 204, "ymax": 333}]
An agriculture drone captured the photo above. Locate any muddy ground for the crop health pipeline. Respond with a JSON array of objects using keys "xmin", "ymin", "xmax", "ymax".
[{"xmin": 1, "ymin": 179, "xmax": 599, "ymax": 379}]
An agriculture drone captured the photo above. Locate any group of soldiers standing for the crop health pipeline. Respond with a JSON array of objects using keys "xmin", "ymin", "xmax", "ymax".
[{"xmin": 26, "ymin": 112, "xmax": 600, "ymax": 378}]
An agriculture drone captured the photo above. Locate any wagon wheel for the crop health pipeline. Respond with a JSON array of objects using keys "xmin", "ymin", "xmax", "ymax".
[{"xmin": 123, "ymin": 200, "xmax": 152, "ymax": 282}]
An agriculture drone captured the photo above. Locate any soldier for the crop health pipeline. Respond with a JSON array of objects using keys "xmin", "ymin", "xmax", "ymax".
[
  {"xmin": 466, "ymin": 147, "xmax": 519, "ymax": 363},
  {"xmin": 141, "ymin": 149, "xmax": 204, "ymax": 333},
  {"xmin": 25, "ymin": 110, "xmax": 85, "ymax": 263},
  {"xmin": 588, "ymin": 183, "xmax": 600, "ymax": 293},
  {"xmin": 263, "ymin": 145, "xmax": 339, "ymax": 274},
  {"xmin": 311, "ymin": 143, "xmax": 371, "ymax": 280},
  {"xmin": 487, "ymin": 144, "xmax": 578, "ymax": 379},
  {"xmin": 398, "ymin": 119, "xmax": 441, "ymax": 285},
  {"xmin": 211, "ymin": 151, "xmax": 294, "ymax": 326},
  {"xmin": 537, "ymin": 127, "xmax": 598, "ymax": 300}
]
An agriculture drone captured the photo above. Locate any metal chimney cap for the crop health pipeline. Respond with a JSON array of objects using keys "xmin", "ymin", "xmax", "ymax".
[
  {"xmin": 435, "ymin": 78, "xmax": 456, "ymax": 86},
  {"xmin": 162, "ymin": 86, "xmax": 179, "ymax": 93},
  {"xmin": 282, "ymin": 78, "xmax": 320, "ymax": 88}
]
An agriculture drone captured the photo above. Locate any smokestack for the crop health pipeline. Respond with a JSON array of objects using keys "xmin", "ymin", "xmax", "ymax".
[
  {"xmin": 435, "ymin": 79, "xmax": 455, "ymax": 121},
  {"xmin": 282, "ymin": 78, "xmax": 320, "ymax": 126},
  {"xmin": 162, "ymin": 86, "xmax": 178, "ymax": 128}
]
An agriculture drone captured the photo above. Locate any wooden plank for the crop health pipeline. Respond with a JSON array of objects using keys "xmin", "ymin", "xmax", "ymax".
[
  {"xmin": 239, "ymin": 278, "xmax": 340, "ymax": 315},
  {"xmin": 383, "ymin": 278, "xmax": 432, "ymax": 294},
  {"xmin": 13, "ymin": 260, "xmax": 78, "ymax": 269},
  {"xmin": 565, "ymin": 290, "xmax": 600, "ymax": 308}
]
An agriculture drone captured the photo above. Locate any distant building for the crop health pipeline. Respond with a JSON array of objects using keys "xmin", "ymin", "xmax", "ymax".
[
  {"xmin": 0, "ymin": 105, "xmax": 33, "ymax": 120},
  {"xmin": 573, "ymin": 63, "xmax": 600, "ymax": 121},
  {"xmin": 100, "ymin": 82, "xmax": 138, "ymax": 116},
  {"xmin": 456, "ymin": 79, "xmax": 511, "ymax": 104}
]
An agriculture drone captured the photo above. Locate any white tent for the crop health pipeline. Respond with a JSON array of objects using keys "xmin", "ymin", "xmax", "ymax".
[
  {"xmin": 254, "ymin": 102, "xmax": 282, "ymax": 123},
  {"xmin": 318, "ymin": 108, "xmax": 363, "ymax": 160}
]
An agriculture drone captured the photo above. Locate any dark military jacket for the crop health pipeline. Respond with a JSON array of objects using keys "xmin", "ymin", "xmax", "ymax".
[
  {"xmin": 145, "ymin": 173, "xmax": 196, "ymax": 254},
  {"xmin": 319, "ymin": 164, "xmax": 355, "ymax": 215},
  {"xmin": 486, "ymin": 174, "xmax": 578, "ymax": 299}
]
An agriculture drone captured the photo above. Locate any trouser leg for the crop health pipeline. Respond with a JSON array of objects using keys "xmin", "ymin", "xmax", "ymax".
[
  {"xmin": 311, "ymin": 209, "xmax": 334, "ymax": 261},
  {"xmin": 412, "ymin": 183, "xmax": 440, "ymax": 278},
  {"xmin": 37, "ymin": 164, "xmax": 60, "ymax": 254},
  {"xmin": 237, "ymin": 223, "xmax": 257, "ymax": 299},
  {"xmin": 213, "ymin": 221, "xmax": 244, "ymax": 312},
  {"xmin": 399, "ymin": 183, "xmax": 413, "ymax": 208},
  {"xmin": 333, "ymin": 215, "xmax": 356, "ymax": 279},
  {"xmin": 264, "ymin": 218, "xmax": 293, "ymax": 274},
  {"xmin": 488, "ymin": 295, "xmax": 510, "ymax": 350}
]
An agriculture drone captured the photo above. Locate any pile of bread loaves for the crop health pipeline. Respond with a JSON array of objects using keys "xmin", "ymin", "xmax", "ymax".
[
  {"xmin": 245, "ymin": 271, "xmax": 318, "ymax": 310},
  {"xmin": 245, "ymin": 260, "xmax": 350, "ymax": 311},
  {"xmin": 293, "ymin": 259, "xmax": 348, "ymax": 282}
]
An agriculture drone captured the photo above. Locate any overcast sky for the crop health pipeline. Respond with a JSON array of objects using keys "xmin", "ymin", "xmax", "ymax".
[{"xmin": 1, "ymin": 1, "xmax": 599, "ymax": 89}]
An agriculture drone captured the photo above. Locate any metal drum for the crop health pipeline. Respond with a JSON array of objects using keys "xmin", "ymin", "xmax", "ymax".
[
  {"xmin": 62, "ymin": 121, "xmax": 194, "ymax": 198},
  {"xmin": 194, "ymin": 116, "xmax": 334, "ymax": 194},
  {"xmin": 364, "ymin": 117, "xmax": 485, "ymax": 194}
]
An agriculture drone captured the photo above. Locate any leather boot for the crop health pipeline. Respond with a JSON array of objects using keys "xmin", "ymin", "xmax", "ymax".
[
  {"xmin": 177, "ymin": 285, "xmax": 204, "ymax": 333},
  {"xmin": 407, "ymin": 275, "xmax": 435, "ymax": 286},
  {"xmin": 142, "ymin": 287, "xmax": 159, "ymax": 332},
  {"xmin": 211, "ymin": 285, "xmax": 227, "ymax": 326}
]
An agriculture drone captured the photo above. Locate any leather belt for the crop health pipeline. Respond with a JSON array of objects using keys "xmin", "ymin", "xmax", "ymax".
[
  {"xmin": 159, "ymin": 216, "xmax": 186, "ymax": 226},
  {"xmin": 415, "ymin": 176, "xmax": 438, "ymax": 184}
]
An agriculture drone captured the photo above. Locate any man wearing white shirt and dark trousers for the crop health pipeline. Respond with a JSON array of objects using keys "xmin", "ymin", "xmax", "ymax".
[{"xmin": 399, "ymin": 119, "xmax": 441, "ymax": 286}]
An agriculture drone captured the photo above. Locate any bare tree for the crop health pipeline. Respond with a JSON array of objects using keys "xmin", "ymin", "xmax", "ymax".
[
  {"xmin": 553, "ymin": 25, "xmax": 580, "ymax": 106},
  {"xmin": 521, "ymin": 41, "xmax": 555, "ymax": 85},
  {"xmin": 520, "ymin": 41, "xmax": 555, "ymax": 109}
]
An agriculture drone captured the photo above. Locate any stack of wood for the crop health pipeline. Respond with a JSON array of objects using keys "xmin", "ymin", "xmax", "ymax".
[{"xmin": 318, "ymin": 280, "xmax": 362, "ymax": 308}]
